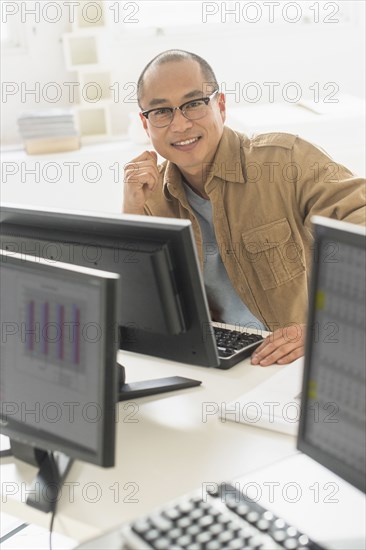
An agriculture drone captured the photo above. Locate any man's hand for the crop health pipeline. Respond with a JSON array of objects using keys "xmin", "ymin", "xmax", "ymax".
[
  {"xmin": 122, "ymin": 150, "xmax": 159, "ymax": 214},
  {"xmin": 251, "ymin": 323, "xmax": 306, "ymax": 366}
]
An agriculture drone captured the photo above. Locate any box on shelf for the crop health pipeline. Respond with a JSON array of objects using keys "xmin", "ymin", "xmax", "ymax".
[{"xmin": 24, "ymin": 136, "xmax": 80, "ymax": 155}]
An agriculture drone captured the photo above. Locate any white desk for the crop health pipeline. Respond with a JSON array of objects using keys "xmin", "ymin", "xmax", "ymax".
[{"xmin": 0, "ymin": 351, "xmax": 299, "ymax": 545}]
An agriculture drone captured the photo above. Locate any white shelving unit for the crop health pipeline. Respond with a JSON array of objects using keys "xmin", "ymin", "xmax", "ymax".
[{"xmin": 62, "ymin": 0, "xmax": 112, "ymax": 143}]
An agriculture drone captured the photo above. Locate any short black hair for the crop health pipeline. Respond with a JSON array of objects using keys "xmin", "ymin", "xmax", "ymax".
[{"xmin": 137, "ymin": 49, "xmax": 219, "ymax": 108}]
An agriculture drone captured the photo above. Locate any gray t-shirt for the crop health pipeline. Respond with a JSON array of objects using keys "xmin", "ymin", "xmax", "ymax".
[{"xmin": 183, "ymin": 182, "xmax": 266, "ymax": 331}]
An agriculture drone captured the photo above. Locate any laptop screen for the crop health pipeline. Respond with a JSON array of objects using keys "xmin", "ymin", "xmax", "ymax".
[{"xmin": 298, "ymin": 216, "xmax": 366, "ymax": 493}]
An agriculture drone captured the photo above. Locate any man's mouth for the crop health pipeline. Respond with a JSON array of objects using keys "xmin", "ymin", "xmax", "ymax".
[{"xmin": 171, "ymin": 136, "xmax": 201, "ymax": 149}]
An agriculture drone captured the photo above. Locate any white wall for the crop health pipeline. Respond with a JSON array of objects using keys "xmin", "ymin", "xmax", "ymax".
[{"xmin": 1, "ymin": 0, "xmax": 365, "ymax": 144}]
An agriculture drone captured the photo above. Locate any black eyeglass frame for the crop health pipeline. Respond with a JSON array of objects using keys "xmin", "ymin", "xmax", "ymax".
[{"xmin": 141, "ymin": 90, "xmax": 219, "ymax": 127}]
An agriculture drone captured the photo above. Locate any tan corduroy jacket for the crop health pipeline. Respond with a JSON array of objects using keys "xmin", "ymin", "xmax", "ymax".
[{"xmin": 144, "ymin": 126, "xmax": 366, "ymax": 329}]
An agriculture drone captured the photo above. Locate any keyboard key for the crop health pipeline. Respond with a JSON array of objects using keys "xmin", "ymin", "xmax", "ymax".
[
  {"xmin": 163, "ymin": 507, "xmax": 180, "ymax": 521},
  {"xmin": 217, "ymin": 513, "xmax": 233, "ymax": 525},
  {"xmin": 198, "ymin": 515, "xmax": 214, "ymax": 528},
  {"xmin": 205, "ymin": 484, "xmax": 219, "ymax": 495},
  {"xmin": 168, "ymin": 527, "xmax": 183, "ymax": 540},
  {"xmin": 238, "ymin": 525, "xmax": 257, "ymax": 539},
  {"xmin": 284, "ymin": 538, "xmax": 299, "ymax": 549},
  {"xmin": 257, "ymin": 518, "xmax": 271, "ymax": 531},
  {"xmin": 274, "ymin": 518, "xmax": 286, "ymax": 529},
  {"xmin": 176, "ymin": 534, "xmax": 192, "ymax": 547},
  {"xmin": 218, "ymin": 530, "xmax": 236, "ymax": 544},
  {"xmin": 228, "ymin": 538, "xmax": 248, "ymax": 549},
  {"xmin": 177, "ymin": 516, "xmax": 192, "ymax": 529},
  {"xmin": 248, "ymin": 534, "xmax": 267, "ymax": 549},
  {"xmin": 206, "ymin": 541, "xmax": 222, "ymax": 550},
  {"xmin": 190, "ymin": 508, "xmax": 204, "ymax": 521},
  {"xmin": 150, "ymin": 515, "xmax": 173, "ymax": 532},
  {"xmin": 196, "ymin": 531, "xmax": 212, "ymax": 544},
  {"xmin": 153, "ymin": 538, "xmax": 171, "ymax": 550},
  {"xmin": 273, "ymin": 529, "xmax": 287, "ymax": 542},
  {"xmin": 132, "ymin": 518, "xmax": 151, "ymax": 533},
  {"xmin": 178, "ymin": 501, "xmax": 194, "ymax": 514},
  {"xmin": 144, "ymin": 529, "xmax": 160, "ymax": 542},
  {"xmin": 298, "ymin": 534, "xmax": 310, "ymax": 545},
  {"xmin": 209, "ymin": 523, "xmax": 224, "ymax": 536},
  {"xmin": 186, "ymin": 524, "xmax": 201, "ymax": 537},
  {"xmin": 287, "ymin": 526, "xmax": 298, "ymax": 537},
  {"xmin": 246, "ymin": 510, "xmax": 260, "ymax": 523},
  {"xmin": 235, "ymin": 503, "xmax": 250, "ymax": 516}
]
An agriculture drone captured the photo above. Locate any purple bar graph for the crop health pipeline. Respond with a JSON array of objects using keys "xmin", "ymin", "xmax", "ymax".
[
  {"xmin": 56, "ymin": 304, "xmax": 65, "ymax": 360},
  {"xmin": 40, "ymin": 302, "xmax": 49, "ymax": 355},
  {"xmin": 72, "ymin": 305, "xmax": 80, "ymax": 365},
  {"xmin": 26, "ymin": 300, "xmax": 35, "ymax": 351},
  {"xmin": 23, "ymin": 293, "xmax": 84, "ymax": 368}
]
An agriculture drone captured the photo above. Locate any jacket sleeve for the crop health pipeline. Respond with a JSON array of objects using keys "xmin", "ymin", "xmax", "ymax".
[{"xmin": 292, "ymin": 137, "xmax": 366, "ymax": 230}]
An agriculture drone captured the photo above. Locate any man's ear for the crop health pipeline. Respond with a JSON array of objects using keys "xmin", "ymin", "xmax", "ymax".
[
  {"xmin": 218, "ymin": 93, "xmax": 226, "ymax": 123},
  {"xmin": 139, "ymin": 112, "xmax": 150, "ymax": 137}
]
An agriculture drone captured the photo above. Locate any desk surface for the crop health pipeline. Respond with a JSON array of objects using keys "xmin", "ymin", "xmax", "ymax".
[{"xmin": 0, "ymin": 350, "xmax": 299, "ymax": 544}]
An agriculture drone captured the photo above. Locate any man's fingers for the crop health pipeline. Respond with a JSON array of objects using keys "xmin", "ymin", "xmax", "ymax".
[
  {"xmin": 254, "ymin": 342, "xmax": 304, "ymax": 366},
  {"xmin": 277, "ymin": 348, "xmax": 303, "ymax": 364},
  {"xmin": 251, "ymin": 324, "xmax": 305, "ymax": 366},
  {"xmin": 124, "ymin": 167, "xmax": 157, "ymax": 188},
  {"xmin": 254, "ymin": 329, "xmax": 284, "ymax": 355},
  {"xmin": 149, "ymin": 150, "xmax": 158, "ymax": 163},
  {"xmin": 122, "ymin": 150, "xmax": 159, "ymax": 214}
]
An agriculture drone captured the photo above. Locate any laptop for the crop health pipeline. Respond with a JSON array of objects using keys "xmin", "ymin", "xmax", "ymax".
[{"xmin": 77, "ymin": 216, "xmax": 365, "ymax": 549}]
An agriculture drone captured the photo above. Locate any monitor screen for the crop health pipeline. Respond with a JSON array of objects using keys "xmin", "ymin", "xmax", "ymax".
[
  {"xmin": 0, "ymin": 204, "xmax": 220, "ymax": 367},
  {"xmin": 298, "ymin": 216, "xmax": 366, "ymax": 493},
  {"xmin": 0, "ymin": 249, "xmax": 119, "ymax": 468}
]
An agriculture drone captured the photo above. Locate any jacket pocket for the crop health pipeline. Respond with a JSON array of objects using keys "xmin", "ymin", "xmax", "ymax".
[{"xmin": 241, "ymin": 218, "xmax": 305, "ymax": 290}]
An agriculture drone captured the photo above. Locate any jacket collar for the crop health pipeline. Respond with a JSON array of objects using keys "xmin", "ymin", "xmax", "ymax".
[{"xmin": 162, "ymin": 126, "xmax": 245, "ymax": 200}]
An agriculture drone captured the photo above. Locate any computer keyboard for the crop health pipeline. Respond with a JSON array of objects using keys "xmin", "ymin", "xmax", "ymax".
[
  {"xmin": 121, "ymin": 482, "xmax": 325, "ymax": 550},
  {"xmin": 214, "ymin": 327, "xmax": 264, "ymax": 369}
]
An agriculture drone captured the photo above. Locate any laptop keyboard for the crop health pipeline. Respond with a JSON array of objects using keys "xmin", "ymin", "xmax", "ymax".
[
  {"xmin": 214, "ymin": 327, "xmax": 264, "ymax": 369},
  {"xmin": 121, "ymin": 482, "xmax": 324, "ymax": 550}
]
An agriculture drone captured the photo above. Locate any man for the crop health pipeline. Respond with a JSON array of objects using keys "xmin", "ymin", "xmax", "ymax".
[{"xmin": 122, "ymin": 49, "xmax": 365, "ymax": 366}]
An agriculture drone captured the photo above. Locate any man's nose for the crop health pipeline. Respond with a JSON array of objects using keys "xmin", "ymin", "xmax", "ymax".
[{"xmin": 169, "ymin": 108, "xmax": 194, "ymax": 131}]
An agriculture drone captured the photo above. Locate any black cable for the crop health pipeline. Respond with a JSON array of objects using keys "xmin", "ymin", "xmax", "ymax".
[{"xmin": 49, "ymin": 497, "xmax": 58, "ymax": 550}]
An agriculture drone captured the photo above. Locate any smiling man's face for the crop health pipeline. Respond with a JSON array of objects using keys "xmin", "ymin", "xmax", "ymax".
[{"xmin": 139, "ymin": 59, "xmax": 226, "ymax": 182}]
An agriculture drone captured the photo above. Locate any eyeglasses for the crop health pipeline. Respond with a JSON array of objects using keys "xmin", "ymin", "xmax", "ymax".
[{"xmin": 141, "ymin": 90, "xmax": 219, "ymax": 128}]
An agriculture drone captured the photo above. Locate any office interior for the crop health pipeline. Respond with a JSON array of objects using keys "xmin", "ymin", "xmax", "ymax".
[{"xmin": 0, "ymin": 1, "xmax": 365, "ymax": 549}]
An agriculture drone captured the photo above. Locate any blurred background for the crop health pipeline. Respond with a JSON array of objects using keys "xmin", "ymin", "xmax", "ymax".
[{"xmin": 1, "ymin": 0, "xmax": 365, "ymax": 212}]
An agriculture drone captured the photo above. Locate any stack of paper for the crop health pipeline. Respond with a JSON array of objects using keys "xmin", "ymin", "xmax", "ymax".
[{"xmin": 18, "ymin": 109, "xmax": 80, "ymax": 154}]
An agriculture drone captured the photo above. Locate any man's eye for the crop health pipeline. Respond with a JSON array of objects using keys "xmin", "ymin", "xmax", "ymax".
[
  {"xmin": 154, "ymin": 108, "xmax": 171, "ymax": 116},
  {"xmin": 186, "ymin": 100, "xmax": 203, "ymax": 109}
]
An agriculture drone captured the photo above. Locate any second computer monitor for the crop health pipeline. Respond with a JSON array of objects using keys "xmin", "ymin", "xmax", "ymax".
[
  {"xmin": 0, "ymin": 204, "xmax": 220, "ymax": 367},
  {"xmin": 298, "ymin": 216, "xmax": 366, "ymax": 493},
  {"xmin": 0, "ymin": 250, "xmax": 119, "ymax": 468}
]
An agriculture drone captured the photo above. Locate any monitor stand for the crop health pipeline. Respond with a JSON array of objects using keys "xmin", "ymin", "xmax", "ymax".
[
  {"xmin": 10, "ymin": 440, "xmax": 73, "ymax": 513},
  {"xmin": 117, "ymin": 363, "xmax": 201, "ymax": 401}
]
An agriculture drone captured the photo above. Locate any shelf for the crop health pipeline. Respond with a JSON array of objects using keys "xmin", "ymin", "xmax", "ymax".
[
  {"xmin": 79, "ymin": 72, "xmax": 112, "ymax": 102},
  {"xmin": 63, "ymin": 35, "xmax": 99, "ymax": 69},
  {"xmin": 77, "ymin": 107, "xmax": 110, "ymax": 137},
  {"xmin": 73, "ymin": 0, "xmax": 105, "ymax": 30}
]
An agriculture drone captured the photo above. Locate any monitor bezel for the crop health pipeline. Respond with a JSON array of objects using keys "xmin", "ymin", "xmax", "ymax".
[{"xmin": 0, "ymin": 249, "xmax": 119, "ymax": 468}]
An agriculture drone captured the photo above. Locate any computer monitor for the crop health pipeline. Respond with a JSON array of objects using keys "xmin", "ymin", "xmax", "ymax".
[
  {"xmin": 298, "ymin": 216, "xmax": 366, "ymax": 493},
  {"xmin": 0, "ymin": 204, "xmax": 220, "ymax": 368},
  {"xmin": 0, "ymin": 249, "xmax": 119, "ymax": 511}
]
